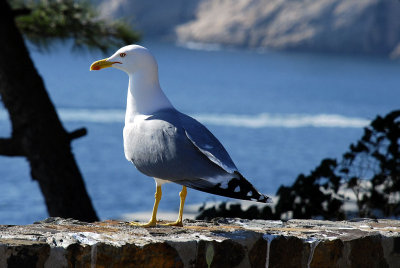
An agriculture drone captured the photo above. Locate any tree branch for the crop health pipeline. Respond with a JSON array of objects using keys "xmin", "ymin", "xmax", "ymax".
[
  {"xmin": 12, "ymin": 8, "xmax": 31, "ymax": 18},
  {"xmin": 0, "ymin": 137, "xmax": 24, "ymax": 156},
  {"xmin": 69, "ymin": 127, "xmax": 87, "ymax": 141}
]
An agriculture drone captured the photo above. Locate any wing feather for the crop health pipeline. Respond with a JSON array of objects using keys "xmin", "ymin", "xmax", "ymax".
[{"xmin": 180, "ymin": 113, "xmax": 238, "ymax": 174}]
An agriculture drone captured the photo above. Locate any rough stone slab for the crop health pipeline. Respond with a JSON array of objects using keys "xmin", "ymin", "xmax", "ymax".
[{"xmin": 0, "ymin": 218, "xmax": 399, "ymax": 267}]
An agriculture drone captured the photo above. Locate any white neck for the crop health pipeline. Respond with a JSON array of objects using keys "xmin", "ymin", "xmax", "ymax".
[{"xmin": 125, "ymin": 70, "xmax": 173, "ymax": 124}]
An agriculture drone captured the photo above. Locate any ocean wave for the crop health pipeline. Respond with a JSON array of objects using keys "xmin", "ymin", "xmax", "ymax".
[
  {"xmin": 193, "ymin": 113, "xmax": 369, "ymax": 128},
  {"xmin": 59, "ymin": 108, "xmax": 125, "ymax": 123},
  {"xmin": 0, "ymin": 108, "xmax": 370, "ymax": 128}
]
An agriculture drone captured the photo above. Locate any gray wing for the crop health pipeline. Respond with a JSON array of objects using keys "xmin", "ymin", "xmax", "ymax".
[
  {"xmin": 176, "ymin": 111, "xmax": 271, "ymax": 203},
  {"xmin": 128, "ymin": 108, "xmax": 271, "ymax": 203},
  {"xmin": 126, "ymin": 109, "xmax": 230, "ymax": 181},
  {"xmin": 179, "ymin": 112, "xmax": 238, "ymax": 174}
]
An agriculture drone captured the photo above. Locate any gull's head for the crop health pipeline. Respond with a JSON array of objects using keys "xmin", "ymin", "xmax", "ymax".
[{"xmin": 90, "ymin": 45, "xmax": 157, "ymax": 75}]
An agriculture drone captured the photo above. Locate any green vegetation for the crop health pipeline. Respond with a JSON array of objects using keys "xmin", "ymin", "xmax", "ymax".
[{"xmin": 9, "ymin": 0, "xmax": 140, "ymax": 53}]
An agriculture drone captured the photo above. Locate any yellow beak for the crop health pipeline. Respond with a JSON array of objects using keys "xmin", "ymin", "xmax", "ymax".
[{"xmin": 90, "ymin": 58, "xmax": 114, "ymax": 71}]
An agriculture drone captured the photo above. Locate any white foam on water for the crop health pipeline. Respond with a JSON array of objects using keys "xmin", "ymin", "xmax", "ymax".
[
  {"xmin": 58, "ymin": 108, "xmax": 125, "ymax": 123},
  {"xmin": 0, "ymin": 108, "xmax": 370, "ymax": 128},
  {"xmin": 193, "ymin": 113, "xmax": 369, "ymax": 128}
]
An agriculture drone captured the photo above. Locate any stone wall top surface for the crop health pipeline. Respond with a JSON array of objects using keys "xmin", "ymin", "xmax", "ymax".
[{"xmin": 0, "ymin": 218, "xmax": 399, "ymax": 267}]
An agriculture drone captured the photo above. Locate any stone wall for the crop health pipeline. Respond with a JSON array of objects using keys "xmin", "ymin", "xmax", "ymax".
[{"xmin": 0, "ymin": 217, "xmax": 399, "ymax": 267}]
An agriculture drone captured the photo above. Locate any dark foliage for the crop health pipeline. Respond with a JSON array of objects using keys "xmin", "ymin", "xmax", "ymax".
[
  {"xmin": 274, "ymin": 158, "xmax": 345, "ymax": 220},
  {"xmin": 340, "ymin": 110, "xmax": 400, "ymax": 218},
  {"xmin": 197, "ymin": 202, "xmax": 276, "ymax": 221},
  {"xmin": 197, "ymin": 110, "xmax": 400, "ymax": 221},
  {"xmin": 9, "ymin": 0, "xmax": 140, "ymax": 53}
]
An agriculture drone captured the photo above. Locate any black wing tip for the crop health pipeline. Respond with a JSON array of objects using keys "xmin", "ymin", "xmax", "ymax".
[
  {"xmin": 185, "ymin": 172, "xmax": 273, "ymax": 203},
  {"xmin": 202, "ymin": 172, "xmax": 273, "ymax": 203},
  {"xmin": 234, "ymin": 171, "xmax": 273, "ymax": 203}
]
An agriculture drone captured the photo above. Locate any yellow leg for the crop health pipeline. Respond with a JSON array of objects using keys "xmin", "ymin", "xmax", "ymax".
[
  {"xmin": 163, "ymin": 186, "xmax": 187, "ymax": 227},
  {"xmin": 130, "ymin": 185, "xmax": 161, "ymax": 227}
]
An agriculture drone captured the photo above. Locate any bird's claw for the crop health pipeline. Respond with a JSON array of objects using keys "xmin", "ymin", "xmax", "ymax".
[
  {"xmin": 129, "ymin": 220, "xmax": 157, "ymax": 227},
  {"xmin": 161, "ymin": 220, "xmax": 183, "ymax": 227},
  {"xmin": 128, "ymin": 219, "xmax": 183, "ymax": 227}
]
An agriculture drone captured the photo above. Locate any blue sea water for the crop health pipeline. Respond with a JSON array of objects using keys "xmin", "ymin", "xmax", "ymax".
[{"xmin": 0, "ymin": 40, "xmax": 399, "ymax": 224}]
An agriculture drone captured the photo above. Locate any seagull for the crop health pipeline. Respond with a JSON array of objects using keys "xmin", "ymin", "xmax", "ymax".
[{"xmin": 90, "ymin": 45, "xmax": 271, "ymax": 227}]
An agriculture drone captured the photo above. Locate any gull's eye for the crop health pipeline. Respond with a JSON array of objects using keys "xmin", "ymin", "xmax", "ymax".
[{"xmin": 120, "ymin": 53, "xmax": 126, "ymax": 58}]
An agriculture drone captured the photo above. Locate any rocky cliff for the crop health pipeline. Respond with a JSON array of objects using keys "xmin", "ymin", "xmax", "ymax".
[
  {"xmin": 176, "ymin": 0, "xmax": 400, "ymax": 57},
  {"xmin": 98, "ymin": 0, "xmax": 200, "ymax": 36},
  {"xmin": 100, "ymin": 0, "xmax": 400, "ymax": 58}
]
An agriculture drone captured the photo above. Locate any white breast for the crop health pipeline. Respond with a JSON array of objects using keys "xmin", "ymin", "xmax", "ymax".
[{"xmin": 123, "ymin": 114, "xmax": 150, "ymax": 161}]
